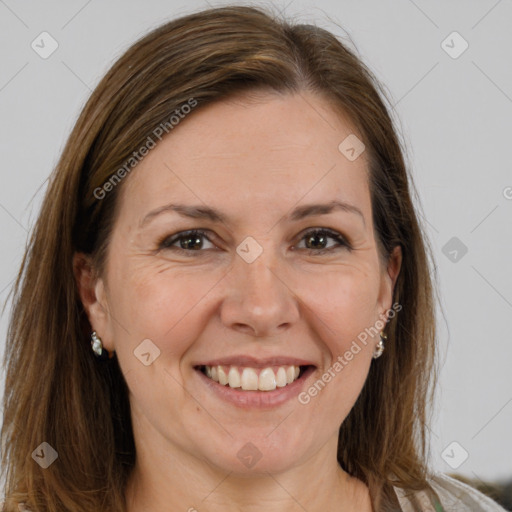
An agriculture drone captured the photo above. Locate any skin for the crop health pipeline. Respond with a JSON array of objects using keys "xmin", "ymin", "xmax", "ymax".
[{"xmin": 75, "ymin": 90, "xmax": 402, "ymax": 512}]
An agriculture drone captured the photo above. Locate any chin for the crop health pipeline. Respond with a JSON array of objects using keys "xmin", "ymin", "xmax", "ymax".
[{"xmin": 188, "ymin": 424, "xmax": 314, "ymax": 476}]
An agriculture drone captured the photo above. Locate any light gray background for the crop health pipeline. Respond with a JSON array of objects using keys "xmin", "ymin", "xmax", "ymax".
[{"xmin": 1, "ymin": 0, "xmax": 511, "ymax": 484}]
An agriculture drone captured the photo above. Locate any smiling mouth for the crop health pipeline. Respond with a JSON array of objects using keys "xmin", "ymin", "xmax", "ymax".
[{"xmin": 197, "ymin": 364, "xmax": 311, "ymax": 391}]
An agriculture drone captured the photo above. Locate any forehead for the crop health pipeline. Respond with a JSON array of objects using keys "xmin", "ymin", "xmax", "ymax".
[{"xmin": 117, "ymin": 91, "xmax": 371, "ymax": 224}]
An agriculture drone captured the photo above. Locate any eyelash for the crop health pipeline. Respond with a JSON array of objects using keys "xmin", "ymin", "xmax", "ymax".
[{"xmin": 157, "ymin": 228, "xmax": 351, "ymax": 256}]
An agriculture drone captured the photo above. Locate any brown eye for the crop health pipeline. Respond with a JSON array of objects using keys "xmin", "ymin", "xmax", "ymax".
[
  {"xmin": 159, "ymin": 230, "xmax": 215, "ymax": 252},
  {"xmin": 296, "ymin": 228, "xmax": 350, "ymax": 254}
]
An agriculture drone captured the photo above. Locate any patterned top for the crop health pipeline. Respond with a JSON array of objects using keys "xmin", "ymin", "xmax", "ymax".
[{"xmin": 393, "ymin": 473, "xmax": 508, "ymax": 511}]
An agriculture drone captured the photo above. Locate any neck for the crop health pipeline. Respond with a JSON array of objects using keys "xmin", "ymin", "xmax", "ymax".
[{"xmin": 124, "ymin": 439, "xmax": 372, "ymax": 512}]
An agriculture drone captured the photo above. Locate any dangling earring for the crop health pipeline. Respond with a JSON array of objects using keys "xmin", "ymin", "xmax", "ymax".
[
  {"xmin": 91, "ymin": 331, "xmax": 110, "ymax": 360},
  {"xmin": 372, "ymin": 331, "xmax": 387, "ymax": 359}
]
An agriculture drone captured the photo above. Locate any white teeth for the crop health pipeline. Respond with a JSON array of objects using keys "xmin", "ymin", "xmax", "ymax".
[
  {"xmin": 241, "ymin": 368, "xmax": 258, "ymax": 390},
  {"xmin": 218, "ymin": 366, "xmax": 228, "ymax": 385},
  {"xmin": 276, "ymin": 367, "xmax": 287, "ymax": 387},
  {"xmin": 258, "ymin": 368, "xmax": 276, "ymax": 391},
  {"xmin": 202, "ymin": 364, "xmax": 303, "ymax": 391},
  {"xmin": 228, "ymin": 367, "xmax": 241, "ymax": 388}
]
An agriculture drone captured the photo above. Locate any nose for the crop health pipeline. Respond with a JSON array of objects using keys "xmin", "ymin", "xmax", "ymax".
[{"xmin": 219, "ymin": 251, "xmax": 300, "ymax": 338}]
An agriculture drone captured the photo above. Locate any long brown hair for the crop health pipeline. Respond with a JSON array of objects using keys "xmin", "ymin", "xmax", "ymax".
[{"xmin": 1, "ymin": 5, "xmax": 438, "ymax": 511}]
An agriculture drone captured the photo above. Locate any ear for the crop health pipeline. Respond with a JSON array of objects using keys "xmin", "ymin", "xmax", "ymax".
[
  {"xmin": 73, "ymin": 252, "xmax": 115, "ymax": 352},
  {"xmin": 377, "ymin": 245, "xmax": 402, "ymax": 318}
]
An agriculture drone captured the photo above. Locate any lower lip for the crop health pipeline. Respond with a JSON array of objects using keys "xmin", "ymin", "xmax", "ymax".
[{"xmin": 194, "ymin": 366, "xmax": 316, "ymax": 409}]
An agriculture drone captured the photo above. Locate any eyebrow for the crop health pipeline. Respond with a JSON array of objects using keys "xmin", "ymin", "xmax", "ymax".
[
  {"xmin": 289, "ymin": 201, "xmax": 365, "ymax": 226},
  {"xmin": 140, "ymin": 200, "xmax": 365, "ymax": 228}
]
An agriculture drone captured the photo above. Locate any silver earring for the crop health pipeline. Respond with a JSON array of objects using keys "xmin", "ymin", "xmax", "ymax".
[
  {"xmin": 91, "ymin": 331, "xmax": 109, "ymax": 359},
  {"xmin": 372, "ymin": 331, "xmax": 387, "ymax": 359}
]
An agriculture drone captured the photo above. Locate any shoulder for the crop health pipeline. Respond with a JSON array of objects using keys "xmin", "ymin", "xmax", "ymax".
[
  {"xmin": 428, "ymin": 473, "xmax": 507, "ymax": 512},
  {"xmin": 393, "ymin": 473, "xmax": 508, "ymax": 512}
]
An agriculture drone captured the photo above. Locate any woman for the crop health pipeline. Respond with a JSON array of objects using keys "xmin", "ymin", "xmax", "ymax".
[{"xmin": 0, "ymin": 5, "xmax": 507, "ymax": 512}]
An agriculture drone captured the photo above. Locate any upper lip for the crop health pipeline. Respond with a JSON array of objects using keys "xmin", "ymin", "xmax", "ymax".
[{"xmin": 194, "ymin": 355, "xmax": 316, "ymax": 368}]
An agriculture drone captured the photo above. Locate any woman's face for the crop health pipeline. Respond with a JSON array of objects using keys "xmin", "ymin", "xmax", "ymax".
[{"xmin": 83, "ymin": 90, "xmax": 401, "ymax": 476}]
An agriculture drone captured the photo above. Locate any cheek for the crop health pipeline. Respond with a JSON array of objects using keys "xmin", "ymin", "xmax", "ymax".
[
  {"xmin": 300, "ymin": 264, "xmax": 381, "ymax": 352},
  {"xmin": 107, "ymin": 266, "xmax": 221, "ymax": 425},
  {"xmin": 297, "ymin": 269, "xmax": 378, "ymax": 426},
  {"xmin": 110, "ymin": 264, "xmax": 224, "ymax": 356}
]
